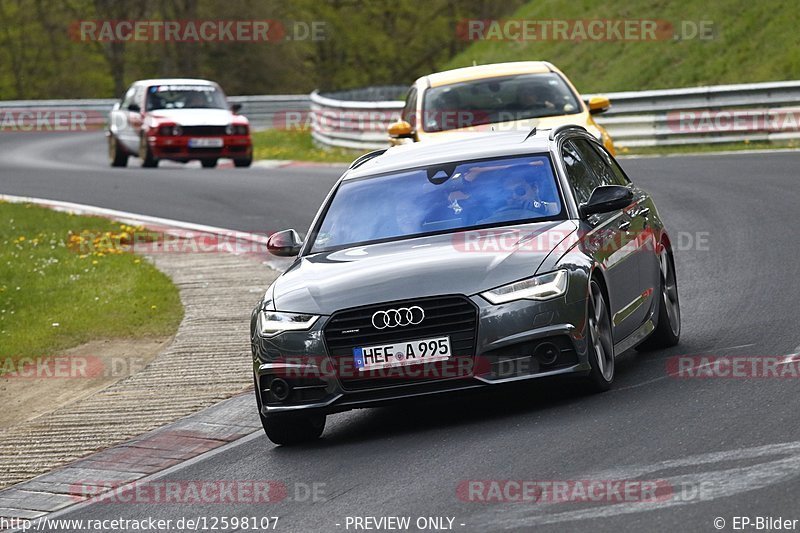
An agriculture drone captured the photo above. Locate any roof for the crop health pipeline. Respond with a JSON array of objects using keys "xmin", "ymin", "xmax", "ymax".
[
  {"xmin": 347, "ymin": 129, "xmax": 557, "ymax": 179},
  {"xmin": 132, "ymin": 78, "xmax": 219, "ymax": 87},
  {"xmin": 421, "ymin": 61, "xmax": 555, "ymax": 88}
]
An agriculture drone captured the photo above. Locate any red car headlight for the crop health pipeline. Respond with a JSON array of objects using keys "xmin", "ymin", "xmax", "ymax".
[
  {"xmin": 226, "ymin": 124, "xmax": 248, "ymax": 135},
  {"xmin": 157, "ymin": 124, "xmax": 182, "ymax": 136}
]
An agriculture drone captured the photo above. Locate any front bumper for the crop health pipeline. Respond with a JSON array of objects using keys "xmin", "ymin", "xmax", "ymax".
[
  {"xmin": 147, "ymin": 134, "xmax": 252, "ymax": 160},
  {"xmin": 252, "ymin": 292, "xmax": 592, "ymax": 418}
]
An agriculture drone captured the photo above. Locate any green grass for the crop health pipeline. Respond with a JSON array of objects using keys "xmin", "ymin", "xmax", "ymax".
[
  {"xmin": 444, "ymin": 0, "xmax": 800, "ymax": 93},
  {"xmin": 0, "ymin": 202, "xmax": 183, "ymax": 362},
  {"xmin": 252, "ymin": 129, "xmax": 365, "ymax": 163}
]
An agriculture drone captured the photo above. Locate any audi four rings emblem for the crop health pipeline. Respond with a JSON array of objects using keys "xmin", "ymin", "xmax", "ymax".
[{"xmin": 371, "ymin": 306, "xmax": 425, "ymax": 329}]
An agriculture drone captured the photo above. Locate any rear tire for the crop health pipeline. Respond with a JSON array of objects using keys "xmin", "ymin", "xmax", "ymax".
[
  {"xmin": 261, "ymin": 414, "xmax": 326, "ymax": 446},
  {"xmin": 234, "ymin": 157, "xmax": 252, "ymax": 168},
  {"xmin": 108, "ymin": 134, "xmax": 128, "ymax": 167},
  {"xmin": 638, "ymin": 245, "xmax": 681, "ymax": 350},
  {"xmin": 582, "ymin": 278, "xmax": 615, "ymax": 392},
  {"xmin": 201, "ymin": 159, "xmax": 218, "ymax": 168}
]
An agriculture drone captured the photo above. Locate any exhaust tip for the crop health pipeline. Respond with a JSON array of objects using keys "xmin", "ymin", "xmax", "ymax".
[{"xmin": 533, "ymin": 342, "xmax": 560, "ymax": 366}]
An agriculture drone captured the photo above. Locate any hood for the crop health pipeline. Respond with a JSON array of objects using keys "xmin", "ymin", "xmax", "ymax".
[
  {"xmin": 272, "ymin": 220, "xmax": 577, "ymax": 315},
  {"xmin": 417, "ymin": 111, "xmax": 594, "ymax": 142},
  {"xmin": 146, "ymin": 108, "xmax": 241, "ymax": 126}
]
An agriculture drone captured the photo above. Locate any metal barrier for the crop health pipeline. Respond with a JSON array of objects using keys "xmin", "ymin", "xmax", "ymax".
[
  {"xmin": 0, "ymin": 95, "xmax": 310, "ymax": 131},
  {"xmin": 4, "ymin": 80, "xmax": 800, "ymax": 148},
  {"xmin": 310, "ymin": 80, "xmax": 800, "ymax": 149}
]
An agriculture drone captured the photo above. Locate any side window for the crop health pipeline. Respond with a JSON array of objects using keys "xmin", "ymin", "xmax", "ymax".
[
  {"xmin": 401, "ymin": 87, "xmax": 417, "ymax": 129},
  {"xmin": 561, "ymin": 140, "xmax": 601, "ymax": 205},
  {"xmin": 595, "ymin": 144, "xmax": 631, "ymax": 186},
  {"xmin": 573, "ymin": 139, "xmax": 629, "ymax": 187}
]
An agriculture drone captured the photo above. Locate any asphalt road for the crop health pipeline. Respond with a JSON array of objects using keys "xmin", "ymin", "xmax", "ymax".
[{"xmin": 2, "ymin": 132, "xmax": 800, "ymax": 532}]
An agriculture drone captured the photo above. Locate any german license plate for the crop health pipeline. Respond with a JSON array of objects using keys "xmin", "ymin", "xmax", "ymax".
[
  {"xmin": 353, "ymin": 336, "xmax": 451, "ymax": 371},
  {"xmin": 188, "ymin": 137, "xmax": 223, "ymax": 148}
]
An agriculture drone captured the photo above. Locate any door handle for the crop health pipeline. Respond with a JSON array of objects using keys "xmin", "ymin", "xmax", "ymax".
[{"xmin": 618, "ymin": 220, "xmax": 631, "ymax": 231}]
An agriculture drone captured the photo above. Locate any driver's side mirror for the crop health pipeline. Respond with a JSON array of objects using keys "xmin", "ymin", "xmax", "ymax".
[
  {"xmin": 231, "ymin": 103, "xmax": 242, "ymax": 114},
  {"xmin": 267, "ymin": 229, "xmax": 303, "ymax": 257},
  {"xmin": 580, "ymin": 185, "xmax": 633, "ymax": 217},
  {"xmin": 127, "ymin": 103, "xmax": 141, "ymax": 113},
  {"xmin": 388, "ymin": 120, "xmax": 414, "ymax": 139},
  {"xmin": 586, "ymin": 96, "xmax": 611, "ymax": 115}
]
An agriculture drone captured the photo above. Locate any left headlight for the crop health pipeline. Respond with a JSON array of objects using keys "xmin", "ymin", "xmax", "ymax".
[
  {"xmin": 226, "ymin": 124, "xmax": 248, "ymax": 135},
  {"xmin": 257, "ymin": 311, "xmax": 319, "ymax": 337},
  {"xmin": 481, "ymin": 270, "xmax": 568, "ymax": 305}
]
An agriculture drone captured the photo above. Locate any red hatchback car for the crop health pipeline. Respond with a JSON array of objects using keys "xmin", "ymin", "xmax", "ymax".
[{"xmin": 107, "ymin": 78, "xmax": 252, "ymax": 168}]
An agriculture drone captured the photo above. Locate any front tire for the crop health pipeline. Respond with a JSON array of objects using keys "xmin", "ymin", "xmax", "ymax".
[
  {"xmin": 638, "ymin": 245, "xmax": 681, "ymax": 350},
  {"xmin": 139, "ymin": 136, "xmax": 158, "ymax": 168},
  {"xmin": 201, "ymin": 159, "xmax": 218, "ymax": 168},
  {"xmin": 583, "ymin": 278, "xmax": 615, "ymax": 392},
  {"xmin": 108, "ymin": 134, "xmax": 128, "ymax": 167}
]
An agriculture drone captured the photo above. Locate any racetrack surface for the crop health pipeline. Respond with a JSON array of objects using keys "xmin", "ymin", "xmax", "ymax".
[{"xmin": 2, "ymin": 132, "xmax": 800, "ymax": 532}]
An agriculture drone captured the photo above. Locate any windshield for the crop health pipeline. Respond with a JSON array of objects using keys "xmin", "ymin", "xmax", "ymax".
[
  {"xmin": 146, "ymin": 84, "xmax": 227, "ymax": 111},
  {"xmin": 421, "ymin": 73, "xmax": 581, "ymax": 133},
  {"xmin": 311, "ymin": 155, "xmax": 564, "ymax": 253}
]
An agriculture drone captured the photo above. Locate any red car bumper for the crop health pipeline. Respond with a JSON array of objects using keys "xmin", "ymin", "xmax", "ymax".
[{"xmin": 146, "ymin": 134, "xmax": 252, "ymax": 160}]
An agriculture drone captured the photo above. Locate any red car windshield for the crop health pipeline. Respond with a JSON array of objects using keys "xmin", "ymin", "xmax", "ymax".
[{"xmin": 146, "ymin": 85, "xmax": 227, "ymax": 111}]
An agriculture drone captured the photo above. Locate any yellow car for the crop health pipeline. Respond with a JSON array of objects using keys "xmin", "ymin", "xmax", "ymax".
[{"xmin": 388, "ymin": 61, "xmax": 615, "ymax": 154}]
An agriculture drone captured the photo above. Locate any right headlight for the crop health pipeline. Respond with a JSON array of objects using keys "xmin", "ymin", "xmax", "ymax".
[
  {"xmin": 257, "ymin": 311, "xmax": 319, "ymax": 337},
  {"xmin": 481, "ymin": 270, "xmax": 568, "ymax": 305}
]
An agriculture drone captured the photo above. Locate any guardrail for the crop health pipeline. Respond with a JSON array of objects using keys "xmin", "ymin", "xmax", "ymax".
[
  {"xmin": 4, "ymin": 80, "xmax": 800, "ymax": 148},
  {"xmin": 310, "ymin": 80, "xmax": 800, "ymax": 149},
  {"xmin": 0, "ymin": 95, "xmax": 310, "ymax": 131}
]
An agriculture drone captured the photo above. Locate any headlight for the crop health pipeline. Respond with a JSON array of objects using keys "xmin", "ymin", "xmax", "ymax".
[
  {"xmin": 158, "ymin": 124, "xmax": 182, "ymax": 136},
  {"xmin": 481, "ymin": 270, "xmax": 568, "ymax": 304},
  {"xmin": 257, "ymin": 311, "xmax": 319, "ymax": 337},
  {"xmin": 226, "ymin": 124, "xmax": 248, "ymax": 135}
]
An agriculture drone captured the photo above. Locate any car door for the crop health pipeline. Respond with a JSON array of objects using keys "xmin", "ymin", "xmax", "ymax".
[
  {"xmin": 571, "ymin": 138, "xmax": 657, "ymax": 335},
  {"xmin": 560, "ymin": 139, "xmax": 640, "ymax": 342},
  {"xmin": 116, "ymin": 85, "xmax": 142, "ymax": 152}
]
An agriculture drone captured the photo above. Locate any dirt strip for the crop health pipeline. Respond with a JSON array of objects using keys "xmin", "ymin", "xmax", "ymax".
[{"xmin": 0, "ymin": 250, "xmax": 277, "ymax": 491}]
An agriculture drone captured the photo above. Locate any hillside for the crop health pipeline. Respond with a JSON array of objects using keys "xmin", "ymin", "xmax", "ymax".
[{"xmin": 443, "ymin": 0, "xmax": 800, "ymax": 93}]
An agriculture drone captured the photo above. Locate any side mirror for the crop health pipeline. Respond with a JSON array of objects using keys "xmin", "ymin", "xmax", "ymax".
[
  {"xmin": 127, "ymin": 103, "xmax": 141, "ymax": 113},
  {"xmin": 231, "ymin": 103, "xmax": 242, "ymax": 114},
  {"xmin": 580, "ymin": 185, "xmax": 633, "ymax": 217},
  {"xmin": 586, "ymin": 96, "xmax": 611, "ymax": 115},
  {"xmin": 267, "ymin": 229, "xmax": 303, "ymax": 257},
  {"xmin": 388, "ymin": 120, "xmax": 414, "ymax": 138}
]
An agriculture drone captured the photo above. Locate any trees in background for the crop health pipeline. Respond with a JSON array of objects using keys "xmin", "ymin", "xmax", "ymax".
[{"xmin": 0, "ymin": 0, "xmax": 521, "ymax": 99}]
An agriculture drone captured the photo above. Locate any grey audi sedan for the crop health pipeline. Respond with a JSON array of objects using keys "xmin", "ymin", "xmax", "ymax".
[{"xmin": 251, "ymin": 125, "xmax": 680, "ymax": 445}]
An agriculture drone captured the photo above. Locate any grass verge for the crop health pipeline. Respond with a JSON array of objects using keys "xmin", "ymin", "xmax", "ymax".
[
  {"xmin": 0, "ymin": 201, "xmax": 183, "ymax": 364},
  {"xmin": 252, "ymin": 128, "xmax": 364, "ymax": 163}
]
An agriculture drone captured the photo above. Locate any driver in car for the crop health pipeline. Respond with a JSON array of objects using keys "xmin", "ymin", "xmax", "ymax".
[{"xmin": 502, "ymin": 170, "xmax": 558, "ymax": 216}]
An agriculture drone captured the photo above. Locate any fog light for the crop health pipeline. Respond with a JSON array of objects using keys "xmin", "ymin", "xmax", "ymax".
[
  {"xmin": 533, "ymin": 342, "xmax": 559, "ymax": 366},
  {"xmin": 270, "ymin": 378, "xmax": 291, "ymax": 401}
]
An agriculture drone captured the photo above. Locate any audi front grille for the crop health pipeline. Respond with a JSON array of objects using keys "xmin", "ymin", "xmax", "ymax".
[{"xmin": 323, "ymin": 295, "xmax": 478, "ymax": 391}]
